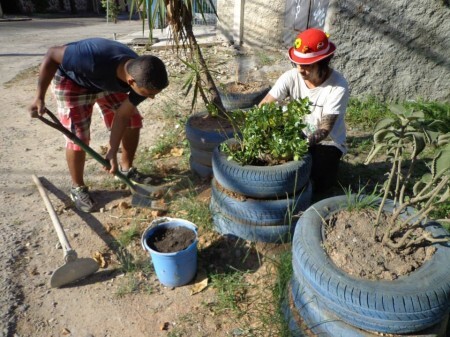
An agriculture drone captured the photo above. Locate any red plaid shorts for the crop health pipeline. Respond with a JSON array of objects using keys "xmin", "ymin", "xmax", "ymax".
[{"xmin": 51, "ymin": 73, "xmax": 143, "ymax": 151}]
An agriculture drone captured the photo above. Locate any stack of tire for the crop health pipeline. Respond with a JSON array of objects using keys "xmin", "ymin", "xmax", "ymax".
[
  {"xmin": 186, "ymin": 85, "xmax": 271, "ymax": 178},
  {"xmin": 288, "ymin": 196, "xmax": 450, "ymax": 336},
  {"xmin": 210, "ymin": 139, "xmax": 313, "ymax": 243}
]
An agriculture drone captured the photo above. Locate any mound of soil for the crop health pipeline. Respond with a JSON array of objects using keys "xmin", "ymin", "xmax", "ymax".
[
  {"xmin": 323, "ymin": 208, "xmax": 436, "ymax": 281},
  {"xmin": 147, "ymin": 226, "xmax": 196, "ymax": 253}
]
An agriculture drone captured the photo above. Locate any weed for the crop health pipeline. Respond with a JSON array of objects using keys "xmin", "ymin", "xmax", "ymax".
[
  {"xmin": 341, "ymin": 183, "xmax": 380, "ymax": 212},
  {"xmin": 346, "ymin": 96, "xmax": 393, "ymax": 130},
  {"xmin": 115, "ymin": 275, "xmax": 140, "ymax": 297},
  {"xmin": 210, "ymin": 269, "xmax": 252, "ymax": 317}
]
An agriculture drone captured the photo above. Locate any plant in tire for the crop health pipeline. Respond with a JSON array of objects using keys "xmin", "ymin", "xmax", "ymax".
[
  {"xmin": 364, "ymin": 104, "xmax": 450, "ymax": 248},
  {"xmin": 291, "ymin": 104, "xmax": 450, "ymax": 335},
  {"xmin": 221, "ymin": 98, "xmax": 310, "ymax": 165}
]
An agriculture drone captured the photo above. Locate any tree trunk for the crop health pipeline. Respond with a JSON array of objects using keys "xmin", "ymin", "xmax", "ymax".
[
  {"xmin": 184, "ymin": 21, "xmax": 225, "ymax": 114},
  {"xmin": 0, "ymin": 3, "xmax": 3, "ymax": 18}
]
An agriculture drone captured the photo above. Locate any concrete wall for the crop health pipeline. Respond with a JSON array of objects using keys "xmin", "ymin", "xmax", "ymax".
[
  {"xmin": 326, "ymin": 0, "xmax": 450, "ymax": 102},
  {"xmin": 217, "ymin": 0, "xmax": 450, "ymax": 102},
  {"xmin": 217, "ymin": 0, "xmax": 286, "ymax": 48}
]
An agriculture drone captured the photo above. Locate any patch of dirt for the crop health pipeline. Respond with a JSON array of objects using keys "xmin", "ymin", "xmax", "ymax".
[
  {"xmin": 323, "ymin": 208, "xmax": 436, "ymax": 280},
  {"xmin": 220, "ymin": 81, "xmax": 268, "ymax": 94},
  {"xmin": 189, "ymin": 112, "xmax": 234, "ymax": 132},
  {"xmin": 147, "ymin": 226, "xmax": 196, "ymax": 253}
]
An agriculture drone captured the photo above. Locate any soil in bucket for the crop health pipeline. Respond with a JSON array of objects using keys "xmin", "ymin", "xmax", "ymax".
[{"xmin": 146, "ymin": 226, "xmax": 196, "ymax": 253}]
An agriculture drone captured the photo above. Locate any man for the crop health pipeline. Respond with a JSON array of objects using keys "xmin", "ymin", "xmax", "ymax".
[
  {"xmin": 259, "ymin": 28, "xmax": 349, "ymax": 193},
  {"xmin": 29, "ymin": 37, "xmax": 169, "ymax": 212}
]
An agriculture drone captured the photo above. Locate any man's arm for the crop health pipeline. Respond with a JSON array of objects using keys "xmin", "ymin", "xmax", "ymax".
[
  {"xmin": 104, "ymin": 99, "xmax": 136, "ymax": 174},
  {"xmin": 29, "ymin": 45, "xmax": 67, "ymax": 117}
]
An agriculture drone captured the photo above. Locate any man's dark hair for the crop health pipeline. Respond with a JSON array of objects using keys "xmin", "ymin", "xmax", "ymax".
[{"xmin": 126, "ymin": 55, "xmax": 169, "ymax": 90}]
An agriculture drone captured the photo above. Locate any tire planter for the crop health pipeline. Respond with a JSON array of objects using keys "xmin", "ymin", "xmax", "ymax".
[
  {"xmin": 210, "ymin": 205, "xmax": 295, "ymax": 243},
  {"xmin": 210, "ymin": 179, "xmax": 312, "ymax": 243},
  {"xmin": 292, "ymin": 195, "xmax": 450, "ymax": 335},
  {"xmin": 287, "ymin": 276, "xmax": 389, "ymax": 337},
  {"xmin": 211, "ymin": 179, "xmax": 312, "ymax": 227},
  {"xmin": 218, "ymin": 82, "xmax": 271, "ymax": 111},
  {"xmin": 185, "ymin": 112, "xmax": 235, "ymax": 178},
  {"xmin": 212, "ymin": 139, "xmax": 312, "ymax": 198}
]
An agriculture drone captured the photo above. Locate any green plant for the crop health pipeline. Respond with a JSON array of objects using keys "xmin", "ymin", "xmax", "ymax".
[
  {"xmin": 365, "ymin": 104, "xmax": 450, "ymax": 249},
  {"xmin": 210, "ymin": 269, "xmax": 252, "ymax": 316},
  {"xmin": 346, "ymin": 96, "xmax": 394, "ymax": 130},
  {"xmin": 221, "ymin": 99, "xmax": 310, "ymax": 165},
  {"xmin": 342, "ymin": 183, "xmax": 381, "ymax": 212},
  {"xmin": 100, "ymin": 0, "xmax": 121, "ymax": 23}
]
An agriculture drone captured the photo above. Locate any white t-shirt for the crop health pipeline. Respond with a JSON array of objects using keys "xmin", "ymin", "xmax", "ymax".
[{"xmin": 269, "ymin": 68, "xmax": 349, "ymax": 154}]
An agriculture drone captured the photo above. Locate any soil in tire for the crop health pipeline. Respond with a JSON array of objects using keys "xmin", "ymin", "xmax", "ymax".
[{"xmin": 147, "ymin": 227, "xmax": 196, "ymax": 253}]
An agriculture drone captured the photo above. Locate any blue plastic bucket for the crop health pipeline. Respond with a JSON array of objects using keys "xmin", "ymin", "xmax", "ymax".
[{"xmin": 141, "ymin": 217, "xmax": 198, "ymax": 287}]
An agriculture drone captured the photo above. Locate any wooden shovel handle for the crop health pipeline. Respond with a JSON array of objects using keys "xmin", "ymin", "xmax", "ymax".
[{"xmin": 32, "ymin": 174, "xmax": 73, "ymax": 256}]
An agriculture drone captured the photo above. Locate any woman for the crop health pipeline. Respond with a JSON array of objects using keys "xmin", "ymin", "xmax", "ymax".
[{"xmin": 259, "ymin": 28, "xmax": 349, "ymax": 193}]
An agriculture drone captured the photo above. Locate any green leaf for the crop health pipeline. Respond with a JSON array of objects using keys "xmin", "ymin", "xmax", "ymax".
[
  {"xmin": 432, "ymin": 143, "xmax": 450, "ymax": 179},
  {"xmin": 405, "ymin": 132, "xmax": 426, "ymax": 158},
  {"xmin": 374, "ymin": 118, "xmax": 396, "ymax": 132}
]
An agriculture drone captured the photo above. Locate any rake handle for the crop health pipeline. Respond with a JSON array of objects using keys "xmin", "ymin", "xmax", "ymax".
[
  {"xmin": 37, "ymin": 109, "xmax": 135, "ymax": 191},
  {"xmin": 32, "ymin": 174, "xmax": 74, "ymax": 258}
]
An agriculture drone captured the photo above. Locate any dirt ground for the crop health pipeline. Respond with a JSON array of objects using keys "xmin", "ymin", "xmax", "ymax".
[{"xmin": 0, "ymin": 31, "xmax": 297, "ymax": 336}]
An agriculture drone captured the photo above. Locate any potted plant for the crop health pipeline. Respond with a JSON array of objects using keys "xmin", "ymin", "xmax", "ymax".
[
  {"xmin": 289, "ymin": 105, "xmax": 450, "ymax": 335},
  {"xmin": 210, "ymin": 98, "xmax": 313, "ymax": 243}
]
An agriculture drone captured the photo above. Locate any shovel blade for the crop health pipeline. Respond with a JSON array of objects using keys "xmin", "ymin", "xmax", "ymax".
[
  {"xmin": 50, "ymin": 258, "xmax": 99, "ymax": 288},
  {"xmin": 131, "ymin": 194, "xmax": 168, "ymax": 211},
  {"xmin": 132, "ymin": 183, "xmax": 167, "ymax": 200}
]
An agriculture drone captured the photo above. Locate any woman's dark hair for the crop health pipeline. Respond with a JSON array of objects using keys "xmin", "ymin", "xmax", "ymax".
[
  {"xmin": 316, "ymin": 55, "xmax": 333, "ymax": 78},
  {"xmin": 126, "ymin": 55, "xmax": 169, "ymax": 90},
  {"xmin": 291, "ymin": 55, "xmax": 333, "ymax": 79}
]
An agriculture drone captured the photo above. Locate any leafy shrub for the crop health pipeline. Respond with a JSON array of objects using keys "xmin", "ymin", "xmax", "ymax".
[{"xmin": 222, "ymin": 99, "xmax": 310, "ymax": 165}]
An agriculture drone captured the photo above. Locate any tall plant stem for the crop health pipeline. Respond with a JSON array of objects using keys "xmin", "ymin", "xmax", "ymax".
[
  {"xmin": 377, "ymin": 145, "xmax": 401, "ymax": 231},
  {"xmin": 184, "ymin": 23, "xmax": 226, "ymax": 114}
]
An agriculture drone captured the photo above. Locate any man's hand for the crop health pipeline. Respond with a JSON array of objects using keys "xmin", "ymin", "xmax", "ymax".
[
  {"xmin": 29, "ymin": 99, "xmax": 46, "ymax": 118},
  {"xmin": 104, "ymin": 148, "xmax": 119, "ymax": 175}
]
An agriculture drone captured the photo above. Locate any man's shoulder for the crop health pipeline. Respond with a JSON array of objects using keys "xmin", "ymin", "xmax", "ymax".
[{"xmin": 71, "ymin": 38, "xmax": 132, "ymax": 53}]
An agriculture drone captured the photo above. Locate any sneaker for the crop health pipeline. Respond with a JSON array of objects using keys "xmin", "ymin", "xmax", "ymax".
[
  {"xmin": 70, "ymin": 186, "xmax": 96, "ymax": 213},
  {"xmin": 118, "ymin": 167, "xmax": 154, "ymax": 185}
]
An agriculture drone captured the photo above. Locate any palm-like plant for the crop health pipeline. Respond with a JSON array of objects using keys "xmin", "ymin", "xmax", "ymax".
[{"xmin": 129, "ymin": 0, "xmax": 225, "ymax": 114}]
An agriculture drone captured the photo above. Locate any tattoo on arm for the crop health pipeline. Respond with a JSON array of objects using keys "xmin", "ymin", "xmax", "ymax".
[{"xmin": 308, "ymin": 114, "xmax": 338, "ymax": 146}]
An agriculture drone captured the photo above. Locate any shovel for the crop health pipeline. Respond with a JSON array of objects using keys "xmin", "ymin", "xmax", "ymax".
[
  {"xmin": 37, "ymin": 109, "xmax": 167, "ymax": 210},
  {"xmin": 32, "ymin": 174, "xmax": 99, "ymax": 288}
]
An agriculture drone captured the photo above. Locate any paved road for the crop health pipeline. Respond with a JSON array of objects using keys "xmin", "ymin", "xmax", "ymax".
[{"xmin": 0, "ymin": 17, "xmax": 145, "ymax": 85}]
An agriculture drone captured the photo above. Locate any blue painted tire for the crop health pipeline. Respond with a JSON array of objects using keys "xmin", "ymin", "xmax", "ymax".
[
  {"xmin": 210, "ymin": 205, "xmax": 294, "ymax": 243},
  {"xmin": 212, "ymin": 139, "xmax": 312, "ymax": 199},
  {"xmin": 189, "ymin": 156, "xmax": 212, "ymax": 179},
  {"xmin": 186, "ymin": 112, "xmax": 235, "ymax": 177},
  {"xmin": 185, "ymin": 112, "xmax": 235, "ymax": 152},
  {"xmin": 190, "ymin": 147, "xmax": 212, "ymax": 167},
  {"xmin": 211, "ymin": 179, "xmax": 312, "ymax": 227},
  {"xmin": 292, "ymin": 195, "xmax": 450, "ymax": 334}
]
